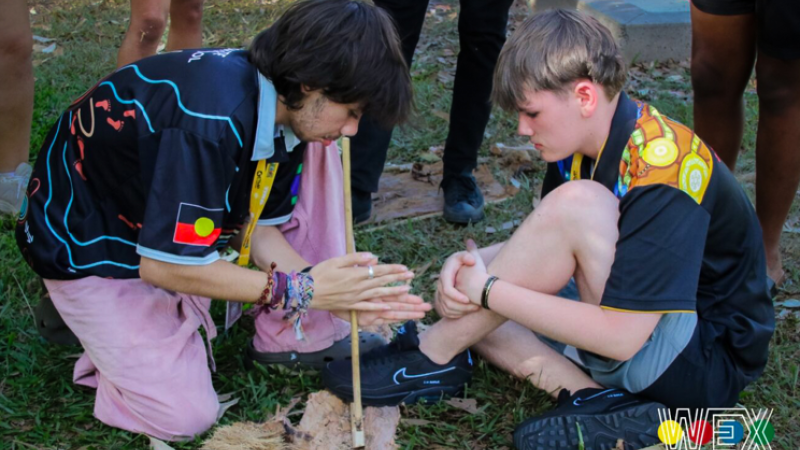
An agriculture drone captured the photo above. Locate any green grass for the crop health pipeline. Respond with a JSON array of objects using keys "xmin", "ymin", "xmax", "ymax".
[{"xmin": 2, "ymin": 1, "xmax": 799, "ymax": 449}]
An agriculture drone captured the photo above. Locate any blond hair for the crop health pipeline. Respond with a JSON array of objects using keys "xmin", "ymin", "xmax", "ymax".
[{"xmin": 492, "ymin": 9, "xmax": 626, "ymax": 110}]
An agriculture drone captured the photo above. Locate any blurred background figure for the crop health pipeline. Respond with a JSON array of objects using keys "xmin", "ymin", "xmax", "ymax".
[
  {"xmin": 117, "ymin": 0, "xmax": 205, "ymax": 67},
  {"xmin": 0, "ymin": 0, "xmax": 33, "ymax": 217},
  {"xmin": 691, "ymin": 0, "xmax": 800, "ymax": 289},
  {"xmin": 350, "ymin": 0, "xmax": 515, "ymax": 225}
]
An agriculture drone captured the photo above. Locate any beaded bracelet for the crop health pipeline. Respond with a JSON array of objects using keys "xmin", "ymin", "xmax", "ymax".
[{"xmin": 256, "ymin": 262, "xmax": 277, "ymax": 306}]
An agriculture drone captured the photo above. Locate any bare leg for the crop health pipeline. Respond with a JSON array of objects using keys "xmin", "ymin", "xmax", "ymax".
[
  {"xmin": 0, "ymin": 0, "xmax": 33, "ymax": 172},
  {"xmin": 164, "ymin": 0, "xmax": 204, "ymax": 52},
  {"xmin": 419, "ymin": 181, "xmax": 620, "ymax": 395},
  {"xmin": 754, "ymin": 54, "xmax": 800, "ymax": 285},
  {"xmin": 690, "ymin": 5, "xmax": 756, "ymax": 171},
  {"xmin": 117, "ymin": 0, "xmax": 170, "ymax": 68}
]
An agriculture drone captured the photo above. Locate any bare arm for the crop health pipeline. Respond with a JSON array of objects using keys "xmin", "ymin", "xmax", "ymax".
[
  {"xmin": 486, "ymin": 279, "xmax": 662, "ymax": 361},
  {"xmin": 140, "ymin": 257, "xmax": 266, "ymax": 303},
  {"xmin": 479, "ymin": 242, "xmax": 505, "ymax": 265},
  {"xmin": 250, "ymin": 224, "xmax": 309, "ymax": 273}
]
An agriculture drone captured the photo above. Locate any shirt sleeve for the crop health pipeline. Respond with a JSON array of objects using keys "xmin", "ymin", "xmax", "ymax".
[
  {"xmin": 136, "ymin": 129, "xmax": 232, "ymax": 265},
  {"xmin": 257, "ymin": 145, "xmax": 305, "ymax": 226},
  {"xmin": 601, "ymin": 184, "xmax": 710, "ymax": 313}
]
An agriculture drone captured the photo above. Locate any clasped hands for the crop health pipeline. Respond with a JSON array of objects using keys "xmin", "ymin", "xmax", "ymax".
[
  {"xmin": 307, "ymin": 252, "xmax": 432, "ymax": 326},
  {"xmin": 435, "ymin": 239, "xmax": 492, "ymax": 319}
]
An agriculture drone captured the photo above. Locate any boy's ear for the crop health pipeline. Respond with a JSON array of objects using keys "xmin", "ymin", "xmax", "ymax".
[{"xmin": 573, "ymin": 80, "xmax": 599, "ymax": 118}]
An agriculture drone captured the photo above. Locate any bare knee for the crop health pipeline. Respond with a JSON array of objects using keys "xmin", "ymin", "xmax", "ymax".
[
  {"xmin": 128, "ymin": 11, "xmax": 168, "ymax": 48},
  {"xmin": 756, "ymin": 60, "xmax": 800, "ymax": 114},
  {"xmin": 171, "ymin": 0, "xmax": 204, "ymax": 26},
  {"xmin": 691, "ymin": 56, "xmax": 751, "ymax": 100},
  {"xmin": 524, "ymin": 181, "xmax": 617, "ymax": 230}
]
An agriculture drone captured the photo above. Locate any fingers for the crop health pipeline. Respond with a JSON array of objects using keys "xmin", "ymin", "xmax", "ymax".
[
  {"xmin": 363, "ymin": 270, "xmax": 414, "ymax": 289},
  {"xmin": 436, "ymin": 289, "xmax": 479, "ymax": 319},
  {"xmin": 355, "ymin": 285, "xmax": 412, "ymax": 301},
  {"xmin": 439, "ymin": 274, "xmax": 470, "ymax": 304},
  {"xmin": 365, "ymin": 263, "xmax": 410, "ymax": 278},
  {"xmin": 335, "ymin": 252, "xmax": 377, "ymax": 268}
]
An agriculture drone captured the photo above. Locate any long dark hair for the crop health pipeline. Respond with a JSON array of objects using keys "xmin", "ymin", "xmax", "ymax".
[{"xmin": 250, "ymin": 0, "xmax": 413, "ymax": 128}]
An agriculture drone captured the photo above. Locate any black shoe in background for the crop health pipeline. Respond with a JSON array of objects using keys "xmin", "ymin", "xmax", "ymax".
[
  {"xmin": 352, "ymin": 188, "xmax": 373, "ymax": 224},
  {"xmin": 514, "ymin": 388, "xmax": 663, "ymax": 450},
  {"xmin": 441, "ymin": 172, "xmax": 485, "ymax": 224},
  {"xmin": 321, "ymin": 321, "xmax": 473, "ymax": 406}
]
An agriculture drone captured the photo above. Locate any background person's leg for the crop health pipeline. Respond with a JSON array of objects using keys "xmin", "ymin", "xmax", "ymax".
[
  {"xmin": 443, "ymin": 0, "xmax": 513, "ymax": 177},
  {"xmin": 0, "ymin": 0, "xmax": 32, "ymax": 173},
  {"xmin": 439, "ymin": 0, "xmax": 514, "ymax": 223},
  {"xmin": 419, "ymin": 181, "xmax": 620, "ymax": 395},
  {"xmin": 0, "ymin": 0, "xmax": 33, "ymax": 215},
  {"xmin": 165, "ymin": 0, "xmax": 204, "ymax": 52},
  {"xmin": 349, "ymin": 0, "xmax": 429, "ymax": 221},
  {"xmin": 690, "ymin": 4, "xmax": 756, "ymax": 171},
  {"xmin": 117, "ymin": 0, "xmax": 170, "ymax": 68},
  {"xmin": 753, "ymin": 54, "xmax": 800, "ymax": 285}
]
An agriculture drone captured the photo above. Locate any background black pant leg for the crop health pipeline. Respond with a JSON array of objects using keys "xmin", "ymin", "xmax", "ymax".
[
  {"xmin": 443, "ymin": 0, "xmax": 514, "ymax": 176},
  {"xmin": 350, "ymin": 0, "xmax": 430, "ymax": 194}
]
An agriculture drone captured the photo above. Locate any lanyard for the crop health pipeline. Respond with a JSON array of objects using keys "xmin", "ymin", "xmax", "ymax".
[{"xmin": 238, "ymin": 159, "xmax": 279, "ymax": 266}]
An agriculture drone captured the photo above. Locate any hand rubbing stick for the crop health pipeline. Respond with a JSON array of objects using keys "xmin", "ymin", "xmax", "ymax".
[{"xmin": 342, "ymin": 137, "xmax": 365, "ymax": 448}]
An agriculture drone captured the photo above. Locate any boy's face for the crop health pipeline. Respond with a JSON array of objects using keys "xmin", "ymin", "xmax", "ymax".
[
  {"xmin": 286, "ymin": 90, "xmax": 362, "ymax": 146},
  {"xmin": 516, "ymin": 87, "xmax": 588, "ymax": 162}
]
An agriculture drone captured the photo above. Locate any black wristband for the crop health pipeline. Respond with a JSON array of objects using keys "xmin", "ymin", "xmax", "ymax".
[
  {"xmin": 301, "ymin": 265, "xmax": 313, "ymax": 274},
  {"xmin": 481, "ymin": 276, "xmax": 499, "ymax": 310}
]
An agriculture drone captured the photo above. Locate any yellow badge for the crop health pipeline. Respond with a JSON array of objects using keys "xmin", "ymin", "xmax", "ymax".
[
  {"xmin": 679, "ymin": 153, "xmax": 710, "ymax": 203},
  {"xmin": 641, "ymin": 137, "xmax": 679, "ymax": 167}
]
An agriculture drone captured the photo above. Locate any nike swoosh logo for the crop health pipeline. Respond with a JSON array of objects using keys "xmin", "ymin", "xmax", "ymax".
[
  {"xmin": 573, "ymin": 389, "xmax": 620, "ymax": 406},
  {"xmin": 393, "ymin": 367, "xmax": 456, "ymax": 385}
]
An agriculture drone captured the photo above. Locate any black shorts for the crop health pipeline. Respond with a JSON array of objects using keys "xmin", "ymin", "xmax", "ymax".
[
  {"xmin": 692, "ymin": 0, "xmax": 800, "ymax": 60},
  {"xmin": 639, "ymin": 323, "xmax": 753, "ymax": 409}
]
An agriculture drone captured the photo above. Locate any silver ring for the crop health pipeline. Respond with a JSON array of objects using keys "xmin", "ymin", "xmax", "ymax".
[{"xmin": 368, "ymin": 265, "xmax": 374, "ymax": 279}]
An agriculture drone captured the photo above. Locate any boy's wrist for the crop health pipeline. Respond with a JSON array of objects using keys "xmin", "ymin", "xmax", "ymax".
[{"xmin": 468, "ymin": 273, "xmax": 491, "ymax": 305}]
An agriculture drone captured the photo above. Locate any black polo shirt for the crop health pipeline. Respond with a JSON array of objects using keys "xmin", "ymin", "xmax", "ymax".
[
  {"xmin": 17, "ymin": 49, "xmax": 304, "ymax": 280},
  {"xmin": 542, "ymin": 93, "xmax": 774, "ymax": 376}
]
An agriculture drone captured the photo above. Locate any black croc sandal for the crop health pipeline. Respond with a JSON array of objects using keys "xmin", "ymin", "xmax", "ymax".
[{"xmin": 244, "ymin": 331, "xmax": 386, "ymax": 370}]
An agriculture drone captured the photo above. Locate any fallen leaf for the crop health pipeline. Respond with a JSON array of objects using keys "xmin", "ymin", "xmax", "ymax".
[
  {"xmin": 32, "ymin": 35, "xmax": 54, "ymax": 43},
  {"xmin": 775, "ymin": 299, "xmax": 800, "ymax": 308},
  {"xmin": 432, "ymin": 110, "xmax": 450, "ymax": 123},
  {"xmin": 485, "ymin": 226, "xmax": 497, "ymax": 234},
  {"xmin": 501, "ymin": 221, "xmax": 514, "ymax": 231},
  {"xmin": 445, "ymin": 398, "xmax": 481, "ymax": 414},
  {"xmin": 149, "ymin": 437, "xmax": 176, "ymax": 450}
]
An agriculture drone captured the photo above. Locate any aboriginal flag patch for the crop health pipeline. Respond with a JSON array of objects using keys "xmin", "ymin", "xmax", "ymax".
[{"xmin": 173, "ymin": 203, "xmax": 223, "ymax": 246}]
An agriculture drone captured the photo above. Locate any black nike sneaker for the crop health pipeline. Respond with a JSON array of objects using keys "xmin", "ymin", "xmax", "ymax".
[
  {"xmin": 514, "ymin": 388, "xmax": 663, "ymax": 450},
  {"xmin": 321, "ymin": 321, "xmax": 473, "ymax": 406}
]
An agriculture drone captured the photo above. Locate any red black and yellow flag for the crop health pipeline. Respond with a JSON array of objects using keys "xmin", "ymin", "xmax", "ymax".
[{"xmin": 173, "ymin": 203, "xmax": 223, "ymax": 246}]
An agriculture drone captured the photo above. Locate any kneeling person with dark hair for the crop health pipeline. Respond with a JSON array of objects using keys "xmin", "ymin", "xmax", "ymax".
[
  {"xmin": 322, "ymin": 9, "xmax": 775, "ymax": 449},
  {"xmin": 17, "ymin": 0, "xmax": 428, "ymax": 441}
]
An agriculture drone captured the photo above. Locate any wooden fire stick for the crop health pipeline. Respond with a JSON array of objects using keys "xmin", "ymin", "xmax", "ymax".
[{"xmin": 342, "ymin": 137, "xmax": 366, "ymax": 448}]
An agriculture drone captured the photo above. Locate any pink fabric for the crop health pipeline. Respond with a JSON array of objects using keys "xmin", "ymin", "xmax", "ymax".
[
  {"xmin": 254, "ymin": 141, "xmax": 351, "ymax": 353},
  {"xmin": 43, "ymin": 277, "xmax": 220, "ymax": 441}
]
